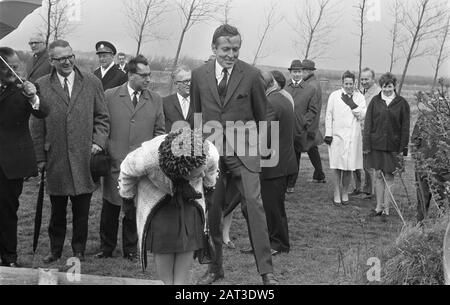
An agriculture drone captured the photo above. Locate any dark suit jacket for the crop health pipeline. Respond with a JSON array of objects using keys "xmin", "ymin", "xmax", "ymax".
[
  {"xmin": 0, "ymin": 83, "xmax": 49, "ymax": 179},
  {"xmin": 162, "ymin": 93, "xmax": 194, "ymax": 133},
  {"xmin": 94, "ymin": 64, "xmax": 128, "ymax": 91},
  {"xmin": 285, "ymin": 80, "xmax": 319, "ymax": 152},
  {"xmin": 27, "ymin": 50, "xmax": 52, "ymax": 83},
  {"xmin": 191, "ymin": 59, "xmax": 267, "ymax": 172},
  {"xmin": 261, "ymin": 90, "xmax": 298, "ymax": 180}
]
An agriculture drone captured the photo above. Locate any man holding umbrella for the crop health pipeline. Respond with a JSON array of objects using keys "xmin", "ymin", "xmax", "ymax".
[{"xmin": 0, "ymin": 47, "xmax": 49, "ymax": 267}]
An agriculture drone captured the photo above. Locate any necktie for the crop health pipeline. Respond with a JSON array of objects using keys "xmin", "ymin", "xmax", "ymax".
[
  {"xmin": 63, "ymin": 77, "xmax": 70, "ymax": 100},
  {"xmin": 218, "ymin": 68, "xmax": 228, "ymax": 98},
  {"xmin": 181, "ymin": 98, "xmax": 189, "ymax": 119},
  {"xmin": 132, "ymin": 91, "xmax": 139, "ymax": 108}
]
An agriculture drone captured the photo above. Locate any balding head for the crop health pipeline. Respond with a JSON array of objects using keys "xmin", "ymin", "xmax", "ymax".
[{"xmin": 28, "ymin": 33, "xmax": 46, "ymax": 54}]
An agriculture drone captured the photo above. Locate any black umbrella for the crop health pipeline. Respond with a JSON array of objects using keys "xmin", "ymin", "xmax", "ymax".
[{"xmin": 33, "ymin": 170, "xmax": 45, "ymax": 253}]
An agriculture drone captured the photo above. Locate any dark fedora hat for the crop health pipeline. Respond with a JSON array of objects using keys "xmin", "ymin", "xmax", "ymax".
[
  {"xmin": 300, "ymin": 59, "xmax": 316, "ymax": 71},
  {"xmin": 288, "ymin": 60, "xmax": 302, "ymax": 71},
  {"xmin": 95, "ymin": 41, "xmax": 117, "ymax": 55}
]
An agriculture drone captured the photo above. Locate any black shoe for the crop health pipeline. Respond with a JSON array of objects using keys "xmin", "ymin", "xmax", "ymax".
[
  {"xmin": 95, "ymin": 251, "xmax": 113, "ymax": 259},
  {"xmin": 240, "ymin": 247, "xmax": 254, "ymax": 255},
  {"xmin": 43, "ymin": 253, "xmax": 61, "ymax": 264},
  {"xmin": 261, "ymin": 273, "xmax": 279, "ymax": 285},
  {"xmin": 196, "ymin": 271, "xmax": 224, "ymax": 285},
  {"xmin": 124, "ymin": 252, "xmax": 137, "ymax": 262},
  {"xmin": 74, "ymin": 252, "xmax": 85, "ymax": 262},
  {"xmin": 2, "ymin": 262, "xmax": 21, "ymax": 268}
]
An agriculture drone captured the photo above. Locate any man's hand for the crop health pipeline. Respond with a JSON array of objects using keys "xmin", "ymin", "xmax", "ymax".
[
  {"xmin": 324, "ymin": 136, "xmax": 333, "ymax": 145},
  {"xmin": 91, "ymin": 143, "xmax": 102, "ymax": 155},
  {"xmin": 37, "ymin": 161, "xmax": 46, "ymax": 173},
  {"xmin": 20, "ymin": 81, "xmax": 37, "ymax": 98},
  {"xmin": 341, "ymin": 93, "xmax": 358, "ymax": 110}
]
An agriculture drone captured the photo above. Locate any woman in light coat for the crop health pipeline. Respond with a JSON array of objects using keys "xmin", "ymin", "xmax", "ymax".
[
  {"xmin": 118, "ymin": 128, "xmax": 219, "ymax": 285},
  {"xmin": 325, "ymin": 71, "xmax": 366, "ymax": 205}
]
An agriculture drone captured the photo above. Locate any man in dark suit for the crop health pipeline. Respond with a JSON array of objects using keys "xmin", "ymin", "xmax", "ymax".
[
  {"xmin": 117, "ymin": 53, "xmax": 128, "ymax": 73},
  {"xmin": 26, "ymin": 34, "xmax": 52, "ymax": 83},
  {"xmin": 93, "ymin": 41, "xmax": 128, "ymax": 91},
  {"xmin": 285, "ymin": 60, "xmax": 324, "ymax": 193},
  {"xmin": 260, "ymin": 71, "xmax": 298, "ymax": 254},
  {"xmin": 0, "ymin": 47, "xmax": 49, "ymax": 267},
  {"xmin": 192, "ymin": 24, "xmax": 277, "ymax": 285},
  {"xmin": 97, "ymin": 55, "xmax": 165, "ymax": 260},
  {"xmin": 163, "ymin": 66, "xmax": 194, "ymax": 132}
]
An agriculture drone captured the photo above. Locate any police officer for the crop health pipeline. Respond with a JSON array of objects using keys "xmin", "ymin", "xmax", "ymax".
[{"xmin": 93, "ymin": 41, "xmax": 127, "ymax": 90}]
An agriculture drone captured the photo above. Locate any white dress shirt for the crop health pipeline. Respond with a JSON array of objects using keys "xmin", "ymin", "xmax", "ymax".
[
  {"xmin": 100, "ymin": 61, "xmax": 115, "ymax": 78},
  {"xmin": 215, "ymin": 60, "xmax": 233, "ymax": 84},
  {"xmin": 177, "ymin": 93, "xmax": 190, "ymax": 119},
  {"xmin": 56, "ymin": 71, "xmax": 75, "ymax": 98},
  {"xmin": 127, "ymin": 83, "xmax": 141, "ymax": 102}
]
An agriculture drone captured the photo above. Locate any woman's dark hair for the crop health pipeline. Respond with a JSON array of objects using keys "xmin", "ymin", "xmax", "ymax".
[
  {"xmin": 159, "ymin": 128, "xmax": 207, "ymax": 181},
  {"xmin": 378, "ymin": 72, "xmax": 397, "ymax": 87},
  {"xmin": 271, "ymin": 70, "xmax": 286, "ymax": 89},
  {"xmin": 127, "ymin": 55, "xmax": 149, "ymax": 74},
  {"xmin": 341, "ymin": 70, "xmax": 355, "ymax": 82}
]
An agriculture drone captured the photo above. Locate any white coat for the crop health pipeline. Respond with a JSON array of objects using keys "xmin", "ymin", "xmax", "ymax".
[{"xmin": 325, "ymin": 89, "xmax": 366, "ymax": 171}]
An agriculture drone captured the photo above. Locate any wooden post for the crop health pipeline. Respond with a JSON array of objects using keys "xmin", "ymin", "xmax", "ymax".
[{"xmin": 0, "ymin": 267, "xmax": 163, "ymax": 285}]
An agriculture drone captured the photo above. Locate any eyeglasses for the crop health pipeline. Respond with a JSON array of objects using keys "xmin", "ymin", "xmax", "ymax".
[
  {"xmin": 134, "ymin": 72, "xmax": 151, "ymax": 79},
  {"xmin": 29, "ymin": 41, "xmax": 44, "ymax": 45},
  {"xmin": 51, "ymin": 55, "xmax": 75, "ymax": 63},
  {"xmin": 176, "ymin": 79, "xmax": 191, "ymax": 86}
]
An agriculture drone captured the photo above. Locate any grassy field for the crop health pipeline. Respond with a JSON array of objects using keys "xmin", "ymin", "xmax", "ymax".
[{"xmin": 14, "ymin": 144, "xmax": 430, "ymax": 285}]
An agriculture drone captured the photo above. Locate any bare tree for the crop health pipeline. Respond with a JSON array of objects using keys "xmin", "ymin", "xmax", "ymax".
[
  {"xmin": 252, "ymin": 1, "xmax": 281, "ymax": 66},
  {"xmin": 172, "ymin": 0, "xmax": 223, "ymax": 69},
  {"xmin": 290, "ymin": 0, "xmax": 339, "ymax": 60},
  {"xmin": 432, "ymin": 14, "xmax": 450, "ymax": 88},
  {"xmin": 356, "ymin": 0, "xmax": 368, "ymax": 89},
  {"xmin": 40, "ymin": 0, "xmax": 76, "ymax": 46},
  {"xmin": 387, "ymin": 0, "xmax": 404, "ymax": 73},
  {"xmin": 123, "ymin": 0, "xmax": 168, "ymax": 55},
  {"xmin": 220, "ymin": 0, "xmax": 233, "ymax": 24},
  {"xmin": 398, "ymin": 0, "xmax": 447, "ymax": 95}
]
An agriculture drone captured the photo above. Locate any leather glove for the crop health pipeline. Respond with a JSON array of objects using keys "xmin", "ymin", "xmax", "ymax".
[
  {"xmin": 324, "ymin": 136, "xmax": 333, "ymax": 145},
  {"xmin": 341, "ymin": 93, "xmax": 358, "ymax": 110}
]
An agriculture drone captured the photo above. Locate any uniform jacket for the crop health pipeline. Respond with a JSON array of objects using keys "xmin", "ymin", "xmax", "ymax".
[
  {"xmin": 363, "ymin": 93, "xmax": 410, "ymax": 156},
  {"xmin": 27, "ymin": 50, "xmax": 52, "ymax": 83},
  {"xmin": 32, "ymin": 66, "xmax": 110, "ymax": 196},
  {"xmin": 261, "ymin": 90, "xmax": 298, "ymax": 180},
  {"xmin": 0, "ymin": 83, "xmax": 49, "ymax": 179},
  {"xmin": 118, "ymin": 135, "xmax": 219, "ymax": 270},
  {"xmin": 94, "ymin": 64, "xmax": 128, "ymax": 91},
  {"xmin": 162, "ymin": 93, "xmax": 194, "ymax": 133},
  {"xmin": 103, "ymin": 83, "xmax": 165, "ymax": 206},
  {"xmin": 191, "ymin": 59, "xmax": 267, "ymax": 173},
  {"xmin": 285, "ymin": 79, "xmax": 320, "ymax": 152}
]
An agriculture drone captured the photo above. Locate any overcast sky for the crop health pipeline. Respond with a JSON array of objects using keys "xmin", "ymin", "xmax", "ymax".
[{"xmin": 1, "ymin": 0, "xmax": 449, "ymax": 77}]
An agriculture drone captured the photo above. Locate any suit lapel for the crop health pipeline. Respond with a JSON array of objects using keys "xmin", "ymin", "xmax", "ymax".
[
  {"xmin": 133, "ymin": 89, "xmax": 149, "ymax": 115},
  {"xmin": 118, "ymin": 84, "xmax": 134, "ymax": 113},
  {"xmin": 186, "ymin": 99, "xmax": 194, "ymax": 121},
  {"xmin": 171, "ymin": 94, "xmax": 185, "ymax": 119},
  {"xmin": 223, "ymin": 60, "xmax": 244, "ymax": 107},
  {"xmin": 68, "ymin": 71, "xmax": 85, "ymax": 114},
  {"xmin": 205, "ymin": 61, "xmax": 222, "ymax": 107},
  {"xmin": 50, "ymin": 74, "xmax": 70, "ymax": 107},
  {"xmin": 102, "ymin": 65, "xmax": 117, "ymax": 86}
]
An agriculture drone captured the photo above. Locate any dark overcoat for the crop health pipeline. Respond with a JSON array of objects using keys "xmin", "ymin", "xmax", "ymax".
[
  {"xmin": 27, "ymin": 50, "xmax": 52, "ymax": 83},
  {"xmin": 94, "ymin": 64, "xmax": 128, "ymax": 91},
  {"xmin": 162, "ymin": 93, "xmax": 194, "ymax": 133},
  {"xmin": 32, "ymin": 67, "xmax": 110, "ymax": 196}
]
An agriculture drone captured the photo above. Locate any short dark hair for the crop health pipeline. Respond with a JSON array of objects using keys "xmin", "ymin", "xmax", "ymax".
[
  {"xmin": 361, "ymin": 67, "xmax": 375, "ymax": 79},
  {"xmin": 212, "ymin": 24, "xmax": 240, "ymax": 46},
  {"xmin": 271, "ymin": 70, "xmax": 286, "ymax": 89},
  {"xmin": 379, "ymin": 72, "xmax": 397, "ymax": 87},
  {"xmin": 127, "ymin": 55, "xmax": 149, "ymax": 74},
  {"xmin": 0, "ymin": 47, "xmax": 16, "ymax": 65},
  {"xmin": 342, "ymin": 70, "xmax": 355, "ymax": 82}
]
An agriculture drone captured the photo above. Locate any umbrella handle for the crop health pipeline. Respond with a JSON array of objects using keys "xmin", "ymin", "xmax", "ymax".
[{"xmin": 0, "ymin": 55, "xmax": 24, "ymax": 84}]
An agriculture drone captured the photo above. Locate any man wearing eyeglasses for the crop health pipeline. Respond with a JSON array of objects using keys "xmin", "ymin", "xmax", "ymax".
[
  {"xmin": 0, "ymin": 47, "xmax": 49, "ymax": 268},
  {"xmin": 97, "ymin": 55, "xmax": 165, "ymax": 261},
  {"xmin": 30, "ymin": 40, "xmax": 110, "ymax": 264},
  {"xmin": 26, "ymin": 33, "xmax": 52, "ymax": 83},
  {"xmin": 93, "ymin": 41, "xmax": 127, "ymax": 91},
  {"xmin": 162, "ymin": 66, "xmax": 194, "ymax": 133}
]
